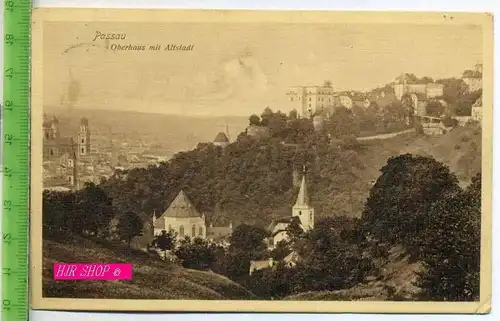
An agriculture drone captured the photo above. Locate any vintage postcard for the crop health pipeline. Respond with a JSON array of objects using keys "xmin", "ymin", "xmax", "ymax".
[{"xmin": 30, "ymin": 8, "xmax": 493, "ymax": 313}]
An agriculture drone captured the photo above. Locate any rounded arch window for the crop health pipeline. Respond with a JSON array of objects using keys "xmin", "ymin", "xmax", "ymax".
[
  {"xmin": 179, "ymin": 225, "xmax": 184, "ymax": 237},
  {"xmin": 192, "ymin": 225, "xmax": 196, "ymax": 237}
]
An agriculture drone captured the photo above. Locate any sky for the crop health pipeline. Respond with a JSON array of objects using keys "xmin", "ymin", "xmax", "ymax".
[{"xmin": 43, "ymin": 21, "xmax": 483, "ymax": 116}]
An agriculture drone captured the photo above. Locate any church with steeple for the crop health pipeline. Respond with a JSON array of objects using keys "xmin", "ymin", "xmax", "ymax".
[{"xmin": 268, "ymin": 168, "xmax": 315, "ymax": 249}]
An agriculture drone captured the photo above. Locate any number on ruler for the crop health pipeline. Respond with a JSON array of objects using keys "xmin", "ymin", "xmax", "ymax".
[
  {"xmin": 3, "ymin": 167, "xmax": 12, "ymax": 178},
  {"xmin": 4, "ymin": 100, "xmax": 13, "ymax": 111},
  {"xmin": 4, "ymin": 0, "xmax": 14, "ymax": 11},
  {"xmin": 4, "ymin": 34, "xmax": 14, "ymax": 46},
  {"xmin": 2, "ymin": 268, "xmax": 11, "ymax": 276},
  {"xmin": 3, "ymin": 233, "xmax": 12, "ymax": 244},
  {"xmin": 4, "ymin": 134, "xmax": 13, "ymax": 145},
  {"xmin": 3, "ymin": 200, "xmax": 12, "ymax": 212},
  {"xmin": 2, "ymin": 300, "xmax": 11, "ymax": 312},
  {"xmin": 5, "ymin": 67, "xmax": 13, "ymax": 79}
]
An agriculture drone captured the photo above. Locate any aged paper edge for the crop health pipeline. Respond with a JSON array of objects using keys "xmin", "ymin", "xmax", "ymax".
[{"xmin": 29, "ymin": 8, "xmax": 494, "ymax": 314}]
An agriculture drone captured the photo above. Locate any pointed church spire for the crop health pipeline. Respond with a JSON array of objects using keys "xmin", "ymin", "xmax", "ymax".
[{"xmin": 294, "ymin": 167, "xmax": 309, "ymax": 207}]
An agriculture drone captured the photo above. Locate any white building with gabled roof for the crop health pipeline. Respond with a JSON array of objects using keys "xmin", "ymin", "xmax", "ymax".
[{"xmin": 153, "ymin": 190, "xmax": 207, "ymax": 240}]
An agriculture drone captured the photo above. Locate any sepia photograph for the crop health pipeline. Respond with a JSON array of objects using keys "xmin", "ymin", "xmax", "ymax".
[{"xmin": 30, "ymin": 9, "xmax": 493, "ymax": 313}]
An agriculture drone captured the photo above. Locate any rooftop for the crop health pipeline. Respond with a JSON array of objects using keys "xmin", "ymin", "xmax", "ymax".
[
  {"xmin": 214, "ymin": 132, "xmax": 230, "ymax": 143},
  {"xmin": 154, "ymin": 190, "xmax": 202, "ymax": 229}
]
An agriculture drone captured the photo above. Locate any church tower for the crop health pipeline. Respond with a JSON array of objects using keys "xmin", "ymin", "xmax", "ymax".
[
  {"xmin": 77, "ymin": 117, "xmax": 91, "ymax": 157},
  {"xmin": 66, "ymin": 138, "xmax": 79, "ymax": 190},
  {"xmin": 292, "ymin": 170, "xmax": 314, "ymax": 231}
]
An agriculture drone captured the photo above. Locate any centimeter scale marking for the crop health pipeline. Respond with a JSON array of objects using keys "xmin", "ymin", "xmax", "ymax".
[{"xmin": 2, "ymin": 0, "xmax": 31, "ymax": 320}]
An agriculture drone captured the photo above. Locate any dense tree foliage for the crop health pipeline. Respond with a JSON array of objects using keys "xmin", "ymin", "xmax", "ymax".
[
  {"xmin": 239, "ymin": 216, "xmax": 372, "ymax": 299},
  {"xmin": 426, "ymin": 99, "xmax": 446, "ymax": 117},
  {"xmin": 43, "ymin": 182, "xmax": 114, "ymax": 238},
  {"xmin": 361, "ymin": 154, "xmax": 481, "ymax": 301},
  {"xmin": 416, "ymin": 182, "xmax": 480, "ymax": 301},
  {"xmin": 453, "ymin": 90, "xmax": 482, "ymax": 117},
  {"xmin": 230, "ymin": 224, "xmax": 269, "ymax": 253},
  {"xmin": 400, "ymin": 73, "xmax": 434, "ymax": 84},
  {"xmin": 117, "ymin": 211, "xmax": 143, "ymax": 247},
  {"xmin": 174, "ymin": 237, "xmax": 221, "ymax": 270},
  {"xmin": 152, "ymin": 229, "xmax": 177, "ymax": 259},
  {"xmin": 361, "ymin": 154, "xmax": 461, "ymax": 256},
  {"xmin": 289, "ymin": 216, "xmax": 373, "ymax": 293}
]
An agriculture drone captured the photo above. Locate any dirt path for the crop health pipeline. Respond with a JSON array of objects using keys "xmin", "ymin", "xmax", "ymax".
[{"xmin": 357, "ymin": 129, "xmax": 416, "ymax": 141}]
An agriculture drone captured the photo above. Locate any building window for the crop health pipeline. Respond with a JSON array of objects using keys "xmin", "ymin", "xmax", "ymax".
[
  {"xmin": 192, "ymin": 225, "xmax": 196, "ymax": 237},
  {"xmin": 199, "ymin": 227, "xmax": 203, "ymax": 236},
  {"xmin": 50, "ymin": 149, "xmax": 54, "ymax": 156},
  {"xmin": 82, "ymin": 139, "xmax": 85, "ymax": 143},
  {"xmin": 299, "ymin": 211, "xmax": 302, "ymax": 215},
  {"xmin": 179, "ymin": 225, "xmax": 184, "ymax": 237},
  {"xmin": 310, "ymin": 213, "xmax": 313, "ymax": 221},
  {"xmin": 45, "ymin": 133, "xmax": 49, "ymax": 139},
  {"xmin": 168, "ymin": 224, "xmax": 172, "ymax": 232},
  {"xmin": 309, "ymin": 97, "xmax": 311, "ymax": 101},
  {"xmin": 81, "ymin": 148, "xmax": 84, "ymax": 154}
]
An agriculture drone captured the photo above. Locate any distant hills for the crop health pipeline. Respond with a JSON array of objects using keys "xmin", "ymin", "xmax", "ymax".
[{"xmin": 44, "ymin": 106, "xmax": 249, "ymax": 159}]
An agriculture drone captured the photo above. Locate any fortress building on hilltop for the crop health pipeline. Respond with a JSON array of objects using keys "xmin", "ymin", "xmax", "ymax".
[{"xmin": 286, "ymin": 80, "xmax": 353, "ymax": 119}]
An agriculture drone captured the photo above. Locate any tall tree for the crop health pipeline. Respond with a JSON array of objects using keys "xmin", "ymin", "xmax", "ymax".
[
  {"xmin": 249, "ymin": 114, "xmax": 261, "ymax": 126},
  {"xmin": 155, "ymin": 229, "xmax": 177, "ymax": 260},
  {"xmin": 74, "ymin": 182, "xmax": 114, "ymax": 236},
  {"xmin": 116, "ymin": 211, "xmax": 143, "ymax": 248},
  {"xmin": 361, "ymin": 154, "xmax": 461, "ymax": 257}
]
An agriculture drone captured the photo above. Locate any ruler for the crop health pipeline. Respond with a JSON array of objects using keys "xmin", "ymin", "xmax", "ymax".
[{"xmin": 2, "ymin": 0, "xmax": 31, "ymax": 320}]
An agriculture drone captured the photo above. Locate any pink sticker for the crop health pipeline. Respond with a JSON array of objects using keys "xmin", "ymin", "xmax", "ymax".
[{"xmin": 53, "ymin": 263, "xmax": 133, "ymax": 280}]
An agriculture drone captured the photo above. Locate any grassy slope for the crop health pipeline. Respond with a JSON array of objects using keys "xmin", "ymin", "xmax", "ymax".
[
  {"xmin": 43, "ymin": 236, "xmax": 255, "ymax": 300},
  {"xmin": 398, "ymin": 124, "xmax": 482, "ymax": 186},
  {"xmin": 333, "ymin": 123, "xmax": 481, "ymax": 217}
]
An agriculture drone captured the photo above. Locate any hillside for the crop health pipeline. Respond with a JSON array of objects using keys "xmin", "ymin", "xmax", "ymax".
[
  {"xmin": 311, "ymin": 123, "xmax": 481, "ymax": 219},
  {"xmin": 399, "ymin": 124, "xmax": 482, "ymax": 185},
  {"xmin": 93, "ymin": 121, "xmax": 481, "ymax": 230},
  {"xmin": 43, "ymin": 236, "xmax": 255, "ymax": 300}
]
